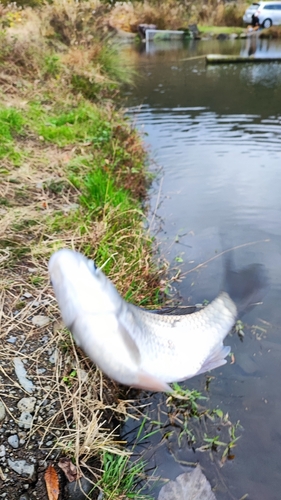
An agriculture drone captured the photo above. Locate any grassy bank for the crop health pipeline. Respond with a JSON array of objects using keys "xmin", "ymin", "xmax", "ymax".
[
  {"xmin": 260, "ymin": 25, "xmax": 281, "ymax": 38},
  {"xmin": 198, "ymin": 25, "xmax": 245, "ymax": 35},
  {"xmin": 0, "ymin": 2, "xmax": 166, "ymax": 498}
]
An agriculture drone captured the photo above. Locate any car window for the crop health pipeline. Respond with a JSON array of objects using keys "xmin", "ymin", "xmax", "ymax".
[{"xmin": 263, "ymin": 3, "xmax": 281, "ymax": 8}]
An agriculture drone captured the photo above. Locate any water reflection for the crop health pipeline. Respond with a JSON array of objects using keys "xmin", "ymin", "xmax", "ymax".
[
  {"xmin": 122, "ymin": 38, "xmax": 281, "ymax": 500},
  {"xmin": 242, "ymin": 36, "xmax": 277, "ymax": 57}
]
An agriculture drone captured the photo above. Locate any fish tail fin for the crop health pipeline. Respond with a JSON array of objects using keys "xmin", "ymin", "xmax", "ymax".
[{"xmin": 222, "ymin": 252, "xmax": 268, "ymax": 315}]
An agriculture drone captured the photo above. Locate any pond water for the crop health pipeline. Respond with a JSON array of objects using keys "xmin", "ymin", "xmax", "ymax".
[{"xmin": 121, "ymin": 38, "xmax": 281, "ymax": 500}]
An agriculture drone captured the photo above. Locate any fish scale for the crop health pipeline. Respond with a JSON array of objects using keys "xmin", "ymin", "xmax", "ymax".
[{"xmin": 122, "ymin": 295, "xmax": 236, "ymax": 381}]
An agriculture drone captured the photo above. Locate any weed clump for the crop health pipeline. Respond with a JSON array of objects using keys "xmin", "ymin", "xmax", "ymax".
[{"xmin": 97, "ymin": 452, "xmax": 152, "ymax": 500}]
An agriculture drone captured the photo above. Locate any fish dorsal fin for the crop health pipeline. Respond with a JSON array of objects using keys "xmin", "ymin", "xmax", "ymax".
[{"xmin": 117, "ymin": 318, "xmax": 141, "ymax": 365}]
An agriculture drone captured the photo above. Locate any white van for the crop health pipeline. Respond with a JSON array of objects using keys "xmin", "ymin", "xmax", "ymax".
[{"xmin": 243, "ymin": 1, "xmax": 281, "ymax": 28}]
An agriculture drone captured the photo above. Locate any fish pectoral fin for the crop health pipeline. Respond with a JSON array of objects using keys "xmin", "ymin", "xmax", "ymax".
[
  {"xmin": 196, "ymin": 345, "xmax": 231, "ymax": 376},
  {"xmin": 117, "ymin": 319, "xmax": 141, "ymax": 364},
  {"xmin": 134, "ymin": 370, "xmax": 172, "ymax": 393}
]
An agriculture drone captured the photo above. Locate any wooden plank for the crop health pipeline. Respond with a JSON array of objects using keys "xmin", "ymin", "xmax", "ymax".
[{"xmin": 206, "ymin": 54, "xmax": 281, "ymax": 64}]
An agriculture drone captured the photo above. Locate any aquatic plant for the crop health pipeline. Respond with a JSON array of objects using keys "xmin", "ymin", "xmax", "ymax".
[{"xmin": 97, "ymin": 452, "xmax": 154, "ymax": 499}]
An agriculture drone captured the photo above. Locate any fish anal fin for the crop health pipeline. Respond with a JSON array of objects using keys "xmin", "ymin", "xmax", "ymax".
[
  {"xmin": 196, "ymin": 345, "xmax": 231, "ymax": 376},
  {"xmin": 134, "ymin": 370, "xmax": 172, "ymax": 393}
]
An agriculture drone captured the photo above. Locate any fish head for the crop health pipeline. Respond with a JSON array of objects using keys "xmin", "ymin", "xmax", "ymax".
[
  {"xmin": 49, "ymin": 249, "xmax": 122, "ymax": 326},
  {"xmin": 49, "ymin": 249, "xmax": 173, "ymax": 392}
]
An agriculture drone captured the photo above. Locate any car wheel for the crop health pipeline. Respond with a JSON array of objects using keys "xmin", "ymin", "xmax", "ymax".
[{"xmin": 263, "ymin": 18, "xmax": 272, "ymax": 28}]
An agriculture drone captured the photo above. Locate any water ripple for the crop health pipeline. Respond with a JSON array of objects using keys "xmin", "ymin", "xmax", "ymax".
[{"xmin": 127, "ymin": 108, "xmax": 281, "ymax": 154}]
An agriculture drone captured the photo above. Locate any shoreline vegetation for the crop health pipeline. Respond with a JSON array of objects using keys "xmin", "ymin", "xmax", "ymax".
[
  {"xmin": 0, "ymin": 0, "xmax": 272, "ymax": 498},
  {"xmin": 0, "ymin": 2, "xmax": 168, "ymax": 498},
  {"xmin": 107, "ymin": 0, "xmax": 247, "ymax": 32}
]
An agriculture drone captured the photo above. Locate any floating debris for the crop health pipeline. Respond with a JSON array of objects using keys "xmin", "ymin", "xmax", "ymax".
[{"xmin": 158, "ymin": 466, "xmax": 216, "ymax": 500}]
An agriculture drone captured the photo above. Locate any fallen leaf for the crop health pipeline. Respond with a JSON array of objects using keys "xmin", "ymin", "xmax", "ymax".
[
  {"xmin": 58, "ymin": 457, "xmax": 82, "ymax": 482},
  {"xmin": 45, "ymin": 465, "xmax": 59, "ymax": 500}
]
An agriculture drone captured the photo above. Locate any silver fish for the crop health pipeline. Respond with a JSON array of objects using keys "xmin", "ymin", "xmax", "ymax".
[{"xmin": 49, "ymin": 249, "xmax": 266, "ymax": 392}]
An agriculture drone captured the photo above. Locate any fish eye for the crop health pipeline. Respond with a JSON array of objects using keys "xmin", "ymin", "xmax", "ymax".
[{"xmin": 87, "ymin": 258, "xmax": 97, "ymax": 274}]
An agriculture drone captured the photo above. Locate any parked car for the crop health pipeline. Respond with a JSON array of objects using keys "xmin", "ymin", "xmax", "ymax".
[
  {"xmin": 243, "ymin": 2, "xmax": 261, "ymax": 23},
  {"xmin": 243, "ymin": 1, "xmax": 281, "ymax": 28}
]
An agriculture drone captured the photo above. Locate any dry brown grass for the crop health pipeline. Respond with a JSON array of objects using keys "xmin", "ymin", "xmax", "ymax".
[
  {"xmin": 107, "ymin": 0, "xmax": 248, "ymax": 32},
  {"xmin": 62, "ymin": 47, "xmax": 109, "ymax": 86},
  {"xmin": 39, "ymin": 0, "xmax": 107, "ymax": 46},
  {"xmin": 0, "ymin": 266, "xmax": 133, "ymax": 494},
  {"xmin": 0, "ymin": 2, "xmax": 168, "ymax": 496},
  {"xmin": 0, "ymin": 131, "xmax": 146, "ymax": 496},
  {"xmin": 3, "ymin": 0, "xmax": 106, "ymax": 45},
  {"xmin": 0, "ymin": 2, "xmax": 133, "ymax": 103},
  {"xmin": 1, "ymin": 0, "xmax": 248, "ymax": 40},
  {"xmin": 108, "ymin": 0, "xmax": 190, "ymax": 32},
  {"xmin": 0, "ymin": 153, "xmax": 160, "ymax": 495},
  {"xmin": 259, "ymin": 25, "xmax": 281, "ymax": 38},
  {"xmin": 198, "ymin": 1, "xmax": 247, "ymax": 27}
]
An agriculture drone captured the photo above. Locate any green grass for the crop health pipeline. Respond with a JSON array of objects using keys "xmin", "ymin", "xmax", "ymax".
[
  {"xmin": 168, "ymin": 383, "xmax": 207, "ymax": 416},
  {"xmin": 0, "ymin": 107, "xmax": 25, "ymax": 164},
  {"xmin": 81, "ymin": 168, "xmax": 132, "ymax": 213},
  {"xmin": 97, "ymin": 452, "xmax": 153, "ymax": 500},
  {"xmin": 0, "ymin": 108, "xmax": 24, "ymax": 136},
  {"xmin": 198, "ymin": 25, "xmax": 245, "ymax": 35},
  {"xmin": 27, "ymin": 102, "xmax": 112, "ymax": 147},
  {"xmin": 43, "ymin": 54, "xmax": 61, "ymax": 78},
  {"xmin": 22, "ymin": 97, "xmax": 159, "ymax": 300},
  {"xmin": 27, "ymin": 97, "xmax": 161, "ymax": 301},
  {"xmin": 97, "ymin": 43, "xmax": 135, "ymax": 84}
]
